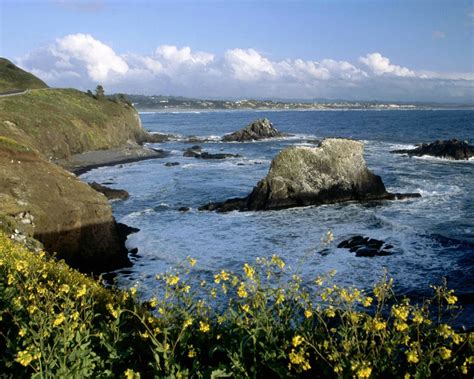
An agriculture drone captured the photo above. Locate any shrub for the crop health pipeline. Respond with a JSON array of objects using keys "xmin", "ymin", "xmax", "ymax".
[{"xmin": 0, "ymin": 232, "xmax": 472, "ymax": 377}]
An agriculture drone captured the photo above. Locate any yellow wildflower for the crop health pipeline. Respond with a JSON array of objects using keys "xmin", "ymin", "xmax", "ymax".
[
  {"xmin": 149, "ymin": 297, "xmax": 158, "ymax": 308},
  {"xmin": 373, "ymin": 319, "xmax": 386, "ymax": 331},
  {"xmin": 199, "ymin": 321, "xmax": 210, "ymax": 333},
  {"xmin": 242, "ymin": 304, "xmax": 250, "ymax": 313},
  {"xmin": 392, "ymin": 305, "xmax": 409, "ymax": 321},
  {"xmin": 304, "ymin": 309, "xmax": 313, "ymax": 318},
  {"xmin": 289, "ymin": 349, "xmax": 311, "ymax": 371},
  {"xmin": 315, "ymin": 277, "xmax": 323, "ymax": 286},
  {"xmin": 187, "ymin": 257, "xmax": 197, "ymax": 267},
  {"xmin": 271, "ymin": 254, "xmax": 285, "ymax": 269},
  {"xmin": 357, "ymin": 365, "xmax": 372, "ymax": 379},
  {"xmin": 76, "ymin": 284, "xmax": 87, "ymax": 298},
  {"xmin": 362, "ymin": 296, "xmax": 373, "ymax": 307},
  {"xmin": 276, "ymin": 290, "xmax": 285, "ymax": 305},
  {"xmin": 243, "ymin": 263, "xmax": 255, "ymax": 280},
  {"xmin": 292, "ymin": 335, "xmax": 304, "ymax": 347},
  {"xmin": 183, "ymin": 318, "xmax": 193, "ymax": 329},
  {"xmin": 326, "ymin": 306, "xmax": 336, "ymax": 318},
  {"xmin": 166, "ymin": 274, "xmax": 180, "ymax": 286},
  {"xmin": 124, "ymin": 368, "xmax": 140, "ymax": 379},
  {"xmin": 59, "ymin": 284, "xmax": 70, "ymax": 294},
  {"xmin": 412, "ymin": 311, "xmax": 424, "ymax": 325},
  {"xmin": 130, "ymin": 286, "xmax": 137, "ymax": 296},
  {"xmin": 395, "ymin": 320, "xmax": 409, "ymax": 332},
  {"xmin": 237, "ymin": 282, "xmax": 248, "ymax": 298},
  {"xmin": 406, "ymin": 350, "xmax": 419, "ymax": 364},
  {"xmin": 15, "ymin": 350, "xmax": 33, "ymax": 367},
  {"xmin": 439, "ymin": 347, "xmax": 452, "ymax": 360},
  {"xmin": 188, "ymin": 347, "xmax": 196, "ymax": 358},
  {"xmin": 53, "ymin": 314, "xmax": 65, "ymax": 327},
  {"xmin": 107, "ymin": 303, "xmax": 119, "ymax": 319}
]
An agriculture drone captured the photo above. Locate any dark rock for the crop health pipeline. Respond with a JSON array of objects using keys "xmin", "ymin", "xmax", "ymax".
[
  {"xmin": 201, "ymin": 139, "xmax": 421, "ymax": 212},
  {"xmin": 222, "ymin": 118, "xmax": 286, "ymax": 142},
  {"xmin": 391, "ymin": 139, "xmax": 474, "ymax": 160},
  {"xmin": 140, "ymin": 132, "xmax": 176, "ymax": 143},
  {"xmin": 165, "ymin": 162, "xmax": 180, "ymax": 167},
  {"xmin": 183, "ymin": 146, "xmax": 202, "ymax": 158},
  {"xmin": 183, "ymin": 146, "xmax": 240, "ymax": 159},
  {"xmin": 89, "ymin": 182, "xmax": 129, "ymax": 200},
  {"xmin": 338, "ymin": 235, "xmax": 394, "ymax": 258},
  {"xmin": 199, "ymin": 198, "xmax": 246, "ymax": 212},
  {"xmin": 200, "ymin": 152, "xmax": 241, "ymax": 159},
  {"xmin": 178, "ymin": 207, "xmax": 190, "ymax": 212}
]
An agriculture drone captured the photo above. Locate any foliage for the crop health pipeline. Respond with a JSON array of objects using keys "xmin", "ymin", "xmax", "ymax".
[
  {"xmin": 0, "ymin": 58, "xmax": 48, "ymax": 93},
  {"xmin": 0, "ymin": 232, "xmax": 472, "ymax": 378},
  {"xmin": 0, "ymin": 88, "xmax": 146, "ymax": 160}
]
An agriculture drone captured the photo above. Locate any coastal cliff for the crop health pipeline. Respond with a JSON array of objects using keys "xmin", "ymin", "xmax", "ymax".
[{"xmin": 0, "ymin": 60, "xmax": 147, "ymax": 272}]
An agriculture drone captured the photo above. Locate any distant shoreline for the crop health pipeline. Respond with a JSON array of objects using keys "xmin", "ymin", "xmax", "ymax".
[{"xmin": 137, "ymin": 106, "xmax": 474, "ymax": 114}]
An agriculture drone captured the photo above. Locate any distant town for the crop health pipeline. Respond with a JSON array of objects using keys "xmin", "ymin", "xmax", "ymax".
[{"xmin": 124, "ymin": 94, "xmax": 472, "ymax": 111}]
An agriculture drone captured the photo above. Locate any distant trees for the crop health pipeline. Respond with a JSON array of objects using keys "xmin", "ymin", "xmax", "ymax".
[{"xmin": 95, "ymin": 85, "xmax": 105, "ymax": 99}]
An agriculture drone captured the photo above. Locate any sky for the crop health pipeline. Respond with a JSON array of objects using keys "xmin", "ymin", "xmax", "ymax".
[{"xmin": 0, "ymin": 0, "xmax": 473, "ymax": 102}]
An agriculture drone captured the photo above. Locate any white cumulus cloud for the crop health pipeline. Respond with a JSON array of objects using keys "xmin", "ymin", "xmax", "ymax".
[
  {"xmin": 51, "ymin": 33, "xmax": 129, "ymax": 81},
  {"xmin": 13, "ymin": 34, "xmax": 473, "ymax": 102},
  {"xmin": 359, "ymin": 52, "xmax": 415, "ymax": 77}
]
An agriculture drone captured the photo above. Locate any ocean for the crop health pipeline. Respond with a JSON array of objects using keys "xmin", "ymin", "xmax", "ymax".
[{"xmin": 81, "ymin": 109, "xmax": 474, "ymax": 328}]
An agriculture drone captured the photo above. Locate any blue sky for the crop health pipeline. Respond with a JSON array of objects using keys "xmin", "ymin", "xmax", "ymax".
[{"xmin": 1, "ymin": 0, "xmax": 473, "ymax": 102}]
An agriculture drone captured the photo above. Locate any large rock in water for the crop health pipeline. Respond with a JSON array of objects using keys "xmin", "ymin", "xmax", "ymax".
[
  {"xmin": 0, "ymin": 137, "xmax": 131, "ymax": 272},
  {"xmin": 222, "ymin": 118, "xmax": 285, "ymax": 142},
  {"xmin": 391, "ymin": 139, "xmax": 474, "ymax": 160},
  {"xmin": 200, "ymin": 138, "xmax": 420, "ymax": 211}
]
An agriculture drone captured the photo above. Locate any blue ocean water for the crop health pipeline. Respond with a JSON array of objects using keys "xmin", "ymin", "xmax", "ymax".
[{"xmin": 82, "ymin": 110, "xmax": 474, "ymax": 327}]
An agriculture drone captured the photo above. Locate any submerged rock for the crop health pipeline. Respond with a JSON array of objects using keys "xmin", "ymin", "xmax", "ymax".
[
  {"xmin": 89, "ymin": 182, "xmax": 129, "ymax": 201},
  {"xmin": 222, "ymin": 118, "xmax": 286, "ymax": 142},
  {"xmin": 183, "ymin": 146, "xmax": 241, "ymax": 159},
  {"xmin": 200, "ymin": 138, "xmax": 421, "ymax": 212},
  {"xmin": 164, "ymin": 162, "xmax": 180, "ymax": 167},
  {"xmin": 337, "ymin": 235, "xmax": 394, "ymax": 257},
  {"xmin": 391, "ymin": 139, "xmax": 474, "ymax": 160}
]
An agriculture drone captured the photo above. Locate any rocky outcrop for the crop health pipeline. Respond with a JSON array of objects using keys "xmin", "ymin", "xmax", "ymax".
[
  {"xmin": 337, "ymin": 236, "xmax": 394, "ymax": 257},
  {"xmin": 0, "ymin": 138, "xmax": 132, "ymax": 272},
  {"xmin": 222, "ymin": 118, "xmax": 286, "ymax": 142},
  {"xmin": 183, "ymin": 146, "xmax": 241, "ymax": 159},
  {"xmin": 200, "ymin": 138, "xmax": 420, "ymax": 212},
  {"xmin": 391, "ymin": 139, "xmax": 474, "ymax": 160},
  {"xmin": 89, "ymin": 182, "xmax": 129, "ymax": 201}
]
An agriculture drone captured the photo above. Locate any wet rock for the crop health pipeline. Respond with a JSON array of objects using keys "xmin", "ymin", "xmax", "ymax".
[
  {"xmin": 391, "ymin": 139, "xmax": 474, "ymax": 160},
  {"xmin": 165, "ymin": 162, "xmax": 180, "ymax": 167},
  {"xmin": 222, "ymin": 118, "xmax": 286, "ymax": 142},
  {"xmin": 140, "ymin": 132, "xmax": 176, "ymax": 143},
  {"xmin": 337, "ymin": 235, "xmax": 394, "ymax": 257},
  {"xmin": 89, "ymin": 182, "xmax": 129, "ymax": 201},
  {"xmin": 201, "ymin": 138, "xmax": 421, "ymax": 212},
  {"xmin": 183, "ymin": 146, "xmax": 241, "ymax": 159},
  {"xmin": 178, "ymin": 207, "xmax": 190, "ymax": 212}
]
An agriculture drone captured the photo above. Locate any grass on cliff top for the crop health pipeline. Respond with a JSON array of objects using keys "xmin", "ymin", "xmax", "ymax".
[
  {"xmin": 0, "ymin": 88, "xmax": 144, "ymax": 159},
  {"xmin": 0, "ymin": 58, "xmax": 48, "ymax": 93},
  {"xmin": 0, "ymin": 136, "xmax": 30, "ymax": 153},
  {"xmin": 0, "ymin": 231, "xmax": 472, "ymax": 378}
]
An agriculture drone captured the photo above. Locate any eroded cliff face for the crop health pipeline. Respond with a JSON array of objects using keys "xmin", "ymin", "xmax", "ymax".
[{"xmin": 0, "ymin": 138, "xmax": 130, "ymax": 272}]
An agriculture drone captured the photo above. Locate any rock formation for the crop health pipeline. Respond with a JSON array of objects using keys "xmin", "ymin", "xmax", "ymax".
[
  {"xmin": 0, "ymin": 138, "xmax": 132, "ymax": 272},
  {"xmin": 183, "ymin": 146, "xmax": 241, "ymax": 159},
  {"xmin": 222, "ymin": 118, "xmax": 285, "ymax": 142},
  {"xmin": 200, "ymin": 138, "xmax": 420, "ymax": 212},
  {"xmin": 391, "ymin": 139, "xmax": 474, "ymax": 160},
  {"xmin": 89, "ymin": 182, "xmax": 129, "ymax": 201}
]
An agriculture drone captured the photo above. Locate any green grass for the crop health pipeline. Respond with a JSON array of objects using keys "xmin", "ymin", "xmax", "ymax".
[
  {"xmin": 0, "ymin": 58, "xmax": 48, "ymax": 93},
  {"xmin": 1, "ymin": 232, "xmax": 472, "ymax": 378},
  {"xmin": 0, "ymin": 88, "xmax": 146, "ymax": 159}
]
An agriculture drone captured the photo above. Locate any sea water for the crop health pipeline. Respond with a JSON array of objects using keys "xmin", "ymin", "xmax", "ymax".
[{"xmin": 81, "ymin": 109, "xmax": 474, "ymax": 327}]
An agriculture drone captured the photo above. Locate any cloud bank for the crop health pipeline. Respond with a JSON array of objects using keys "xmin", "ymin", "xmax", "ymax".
[{"xmin": 16, "ymin": 33, "xmax": 473, "ymax": 102}]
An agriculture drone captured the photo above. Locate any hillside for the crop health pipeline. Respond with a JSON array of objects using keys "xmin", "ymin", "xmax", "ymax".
[
  {"xmin": 0, "ymin": 60, "xmax": 149, "ymax": 271},
  {"xmin": 0, "ymin": 58, "xmax": 48, "ymax": 93},
  {"xmin": 0, "ymin": 88, "xmax": 147, "ymax": 160}
]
